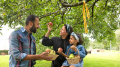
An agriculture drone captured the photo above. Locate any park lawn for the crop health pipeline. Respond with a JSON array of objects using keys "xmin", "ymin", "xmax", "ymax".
[
  {"xmin": 34, "ymin": 52, "xmax": 120, "ymax": 67},
  {"xmin": 0, "ymin": 55, "xmax": 9, "ymax": 67},
  {"xmin": 34, "ymin": 60, "xmax": 51, "ymax": 67},
  {"xmin": 0, "ymin": 52, "xmax": 120, "ymax": 67},
  {"xmin": 83, "ymin": 52, "xmax": 120, "ymax": 67}
]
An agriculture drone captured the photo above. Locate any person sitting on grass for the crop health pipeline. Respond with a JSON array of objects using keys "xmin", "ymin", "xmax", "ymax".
[
  {"xmin": 57, "ymin": 32, "xmax": 86, "ymax": 67},
  {"xmin": 42, "ymin": 24, "xmax": 74, "ymax": 67}
]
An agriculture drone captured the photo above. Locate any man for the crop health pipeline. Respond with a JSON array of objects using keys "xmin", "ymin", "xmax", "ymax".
[{"xmin": 9, "ymin": 15, "xmax": 52, "ymax": 67}]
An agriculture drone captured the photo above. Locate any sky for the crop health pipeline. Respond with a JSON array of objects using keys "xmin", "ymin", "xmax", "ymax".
[{"xmin": 0, "ymin": 25, "xmax": 14, "ymax": 50}]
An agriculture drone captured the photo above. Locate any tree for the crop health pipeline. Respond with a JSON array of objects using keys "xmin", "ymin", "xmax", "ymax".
[
  {"xmin": 115, "ymin": 29, "xmax": 120, "ymax": 50},
  {"xmin": 0, "ymin": 0, "xmax": 120, "ymax": 53},
  {"xmin": 90, "ymin": 40, "xmax": 104, "ymax": 49}
]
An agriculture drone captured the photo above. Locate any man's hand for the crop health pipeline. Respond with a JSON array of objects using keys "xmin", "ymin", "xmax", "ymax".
[
  {"xmin": 39, "ymin": 52, "xmax": 53, "ymax": 61},
  {"xmin": 22, "ymin": 52, "xmax": 52, "ymax": 61}
]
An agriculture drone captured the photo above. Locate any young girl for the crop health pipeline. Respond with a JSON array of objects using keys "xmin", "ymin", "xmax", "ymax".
[{"xmin": 57, "ymin": 32, "xmax": 86, "ymax": 67}]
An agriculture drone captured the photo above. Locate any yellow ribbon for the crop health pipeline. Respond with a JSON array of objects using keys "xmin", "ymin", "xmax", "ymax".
[{"xmin": 83, "ymin": 1, "xmax": 90, "ymax": 33}]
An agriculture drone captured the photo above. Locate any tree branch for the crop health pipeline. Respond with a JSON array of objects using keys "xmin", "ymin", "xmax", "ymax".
[
  {"xmin": 79, "ymin": 0, "xmax": 83, "ymax": 2},
  {"xmin": 51, "ymin": 7, "xmax": 68, "ymax": 32},
  {"xmin": 61, "ymin": 12, "xmax": 64, "ymax": 23},
  {"xmin": 0, "ymin": 22, "xmax": 4, "ymax": 27},
  {"xmin": 92, "ymin": 6, "xmax": 94, "ymax": 25},
  {"xmin": 73, "ymin": 0, "xmax": 99, "ymax": 27},
  {"xmin": 61, "ymin": 7, "xmax": 67, "ymax": 23},
  {"xmin": 92, "ymin": 0, "xmax": 98, "ymax": 25},
  {"xmin": 39, "ymin": 7, "xmax": 62, "ymax": 20},
  {"xmin": 89, "ymin": 0, "xmax": 99, "ymax": 9},
  {"xmin": 73, "ymin": 0, "xmax": 99, "ymax": 23},
  {"xmin": 59, "ymin": 0, "xmax": 92, "ymax": 7},
  {"xmin": 37, "ymin": 0, "xmax": 51, "ymax": 5},
  {"xmin": 39, "ymin": 6, "xmax": 68, "ymax": 20},
  {"xmin": 51, "ymin": 22, "xmax": 63, "ymax": 32},
  {"xmin": 105, "ymin": 0, "xmax": 108, "ymax": 8}
]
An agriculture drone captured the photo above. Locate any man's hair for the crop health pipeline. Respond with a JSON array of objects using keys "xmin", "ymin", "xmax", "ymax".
[{"xmin": 26, "ymin": 15, "xmax": 38, "ymax": 25}]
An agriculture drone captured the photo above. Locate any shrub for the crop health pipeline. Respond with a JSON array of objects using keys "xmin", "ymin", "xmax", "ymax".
[{"xmin": 0, "ymin": 50, "xmax": 9, "ymax": 55}]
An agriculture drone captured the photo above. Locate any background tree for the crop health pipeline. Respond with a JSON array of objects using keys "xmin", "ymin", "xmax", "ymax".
[
  {"xmin": 0, "ymin": 0, "xmax": 120, "ymax": 53},
  {"xmin": 115, "ymin": 29, "xmax": 120, "ymax": 50}
]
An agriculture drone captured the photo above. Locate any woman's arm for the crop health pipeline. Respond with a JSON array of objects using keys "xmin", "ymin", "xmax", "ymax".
[
  {"xmin": 45, "ymin": 30, "xmax": 51, "ymax": 37},
  {"xmin": 42, "ymin": 36, "xmax": 54, "ymax": 46},
  {"xmin": 42, "ymin": 24, "xmax": 53, "ymax": 46},
  {"xmin": 57, "ymin": 48, "xmax": 68, "ymax": 58},
  {"xmin": 61, "ymin": 52, "xmax": 69, "ymax": 58},
  {"xmin": 45, "ymin": 23, "xmax": 52, "ymax": 37}
]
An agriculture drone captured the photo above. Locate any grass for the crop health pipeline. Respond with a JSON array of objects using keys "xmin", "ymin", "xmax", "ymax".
[
  {"xmin": 0, "ymin": 55, "xmax": 9, "ymax": 67},
  {"xmin": 34, "ymin": 60, "xmax": 51, "ymax": 67},
  {"xmin": 0, "ymin": 51, "xmax": 120, "ymax": 67},
  {"xmin": 83, "ymin": 52, "xmax": 120, "ymax": 67}
]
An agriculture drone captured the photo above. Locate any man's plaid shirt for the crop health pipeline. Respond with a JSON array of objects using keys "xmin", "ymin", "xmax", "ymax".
[{"xmin": 9, "ymin": 27, "xmax": 36, "ymax": 67}]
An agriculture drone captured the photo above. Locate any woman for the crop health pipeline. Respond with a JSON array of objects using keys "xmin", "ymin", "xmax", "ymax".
[{"xmin": 42, "ymin": 24, "xmax": 73, "ymax": 67}]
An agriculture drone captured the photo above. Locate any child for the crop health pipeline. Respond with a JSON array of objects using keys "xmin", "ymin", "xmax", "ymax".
[{"xmin": 57, "ymin": 32, "xmax": 86, "ymax": 67}]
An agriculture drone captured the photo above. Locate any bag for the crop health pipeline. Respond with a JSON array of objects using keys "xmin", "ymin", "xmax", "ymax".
[{"xmin": 84, "ymin": 47, "xmax": 88, "ymax": 55}]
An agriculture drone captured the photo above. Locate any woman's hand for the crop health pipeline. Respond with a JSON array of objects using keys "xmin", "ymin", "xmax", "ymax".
[
  {"xmin": 57, "ymin": 48, "xmax": 63, "ymax": 54},
  {"xmin": 57, "ymin": 51, "xmax": 63, "ymax": 54},
  {"xmin": 70, "ymin": 45, "xmax": 77, "ymax": 52},
  {"xmin": 45, "ymin": 23, "xmax": 52, "ymax": 37},
  {"xmin": 47, "ymin": 23, "xmax": 52, "ymax": 32}
]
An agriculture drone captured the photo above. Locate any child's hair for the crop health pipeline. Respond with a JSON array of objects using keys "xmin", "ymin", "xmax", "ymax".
[
  {"xmin": 70, "ymin": 32, "xmax": 83, "ymax": 45},
  {"xmin": 71, "ymin": 33, "xmax": 88, "ymax": 55},
  {"xmin": 76, "ymin": 33, "xmax": 88, "ymax": 55},
  {"xmin": 75, "ymin": 33, "xmax": 83, "ymax": 45}
]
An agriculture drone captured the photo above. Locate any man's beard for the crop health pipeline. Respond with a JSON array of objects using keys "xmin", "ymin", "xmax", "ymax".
[{"xmin": 30, "ymin": 24, "xmax": 36, "ymax": 33}]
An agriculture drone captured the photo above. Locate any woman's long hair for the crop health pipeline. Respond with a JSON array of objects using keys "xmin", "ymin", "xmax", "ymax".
[{"xmin": 64, "ymin": 24, "xmax": 73, "ymax": 41}]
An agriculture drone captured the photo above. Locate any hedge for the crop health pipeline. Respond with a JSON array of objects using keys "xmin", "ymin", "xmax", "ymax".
[{"xmin": 0, "ymin": 50, "xmax": 9, "ymax": 55}]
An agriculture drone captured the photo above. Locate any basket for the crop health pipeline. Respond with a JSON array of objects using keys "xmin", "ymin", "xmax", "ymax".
[
  {"xmin": 47, "ymin": 53, "xmax": 59, "ymax": 60},
  {"xmin": 66, "ymin": 47, "xmax": 80, "ymax": 64}
]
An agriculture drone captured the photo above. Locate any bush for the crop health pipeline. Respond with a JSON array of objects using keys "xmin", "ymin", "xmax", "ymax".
[{"xmin": 0, "ymin": 50, "xmax": 9, "ymax": 55}]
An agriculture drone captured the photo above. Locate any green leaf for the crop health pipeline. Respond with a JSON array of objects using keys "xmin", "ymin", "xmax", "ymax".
[{"xmin": 0, "ymin": 17, "xmax": 3, "ymax": 20}]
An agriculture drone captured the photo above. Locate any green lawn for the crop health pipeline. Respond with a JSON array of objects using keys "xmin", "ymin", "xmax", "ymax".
[
  {"xmin": 0, "ymin": 51, "xmax": 120, "ymax": 67},
  {"xmin": 83, "ymin": 52, "xmax": 120, "ymax": 67},
  {"xmin": 0, "ymin": 55, "xmax": 9, "ymax": 67},
  {"xmin": 34, "ymin": 60, "xmax": 51, "ymax": 67}
]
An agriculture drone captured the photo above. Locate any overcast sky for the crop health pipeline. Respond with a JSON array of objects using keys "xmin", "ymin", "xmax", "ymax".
[{"xmin": 0, "ymin": 25, "xmax": 14, "ymax": 50}]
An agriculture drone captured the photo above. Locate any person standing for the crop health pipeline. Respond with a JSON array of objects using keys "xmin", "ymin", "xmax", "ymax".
[{"xmin": 9, "ymin": 15, "xmax": 52, "ymax": 67}]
